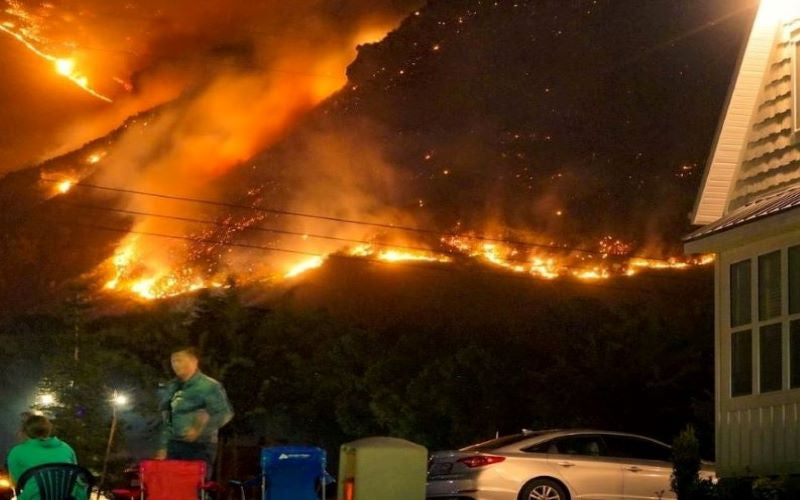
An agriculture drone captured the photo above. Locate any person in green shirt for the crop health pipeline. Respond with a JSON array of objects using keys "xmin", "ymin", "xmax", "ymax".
[
  {"xmin": 6, "ymin": 414, "xmax": 82, "ymax": 500},
  {"xmin": 155, "ymin": 346, "xmax": 234, "ymax": 478}
]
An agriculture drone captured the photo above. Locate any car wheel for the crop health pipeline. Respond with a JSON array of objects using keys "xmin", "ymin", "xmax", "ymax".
[{"xmin": 520, "ymin": 478, "xmax": 569, "ymax": 500}]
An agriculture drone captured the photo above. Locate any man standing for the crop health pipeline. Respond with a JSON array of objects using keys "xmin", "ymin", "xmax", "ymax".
[{"xmin": 156, "ymin": 347, "xmax": 233, "ymax": 477}]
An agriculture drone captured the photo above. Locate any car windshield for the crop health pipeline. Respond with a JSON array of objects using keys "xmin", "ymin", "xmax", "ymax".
[{"xmin": 462, "ymin": 432, "xmax": 548, "ymax": 452}]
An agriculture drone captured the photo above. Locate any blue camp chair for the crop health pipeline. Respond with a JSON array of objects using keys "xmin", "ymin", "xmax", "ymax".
[
  {"xmin": 15, "ymin": 462, "xmax": 94, "ymax": 500},
  {"xmin": 230, "ymin": 445, "xmax": 331, "ymax": 500}
]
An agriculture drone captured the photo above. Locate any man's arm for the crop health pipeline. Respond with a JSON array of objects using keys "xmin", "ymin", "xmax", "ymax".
[{"xmin": 204, "ymin": 382, "xmax": 234, "ymax": 431}]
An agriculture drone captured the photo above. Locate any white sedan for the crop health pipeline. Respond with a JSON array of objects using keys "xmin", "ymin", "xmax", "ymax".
[{"xmin": 426, "ymin": 429, "xmax": 714, "ymax": 500}]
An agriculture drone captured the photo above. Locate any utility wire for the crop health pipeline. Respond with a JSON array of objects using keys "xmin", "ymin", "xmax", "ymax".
[
  {"xmin": 54, "ymin": 200, "xmax": 441, "ymax": 254},
  {"xmin": 52, "ymin": 200, "xmax": 710, "ymax": 283},
  {"xmin": 43, "ymin": 178, "xmax": 686, "ymax": 261}
]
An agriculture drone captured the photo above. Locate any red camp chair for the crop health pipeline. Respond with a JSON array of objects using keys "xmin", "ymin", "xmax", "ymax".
[{"xmin": 112, "ymin": 459, "xmax": 217, "ymax": 500}]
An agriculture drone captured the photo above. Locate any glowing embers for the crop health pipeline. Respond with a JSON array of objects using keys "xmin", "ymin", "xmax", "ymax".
[{"xmin": 103, "ymin": 239, "xmax": 220, "ymax": 300}]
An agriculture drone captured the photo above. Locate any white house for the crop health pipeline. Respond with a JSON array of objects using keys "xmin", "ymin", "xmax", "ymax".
[{"xmin": 684, "ymin": 0, "xmax": 800, "ymax": 478}]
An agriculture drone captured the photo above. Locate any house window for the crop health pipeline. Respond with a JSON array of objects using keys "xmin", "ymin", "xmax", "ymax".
[
  {"xmin": 791, "ymin": 320, "xmax": 800, "ymax": 388},
  {"xmin": 732, "ymin": 329, "xmax": 753, "ymax": 397},
  {"xmin": 728, "ymin": 246, "xmax": 800, "ymax": 396},
  {"xmin": 790, "ymin": 245, "xmax": 800, "ymax": 314},
  {"xmin": 731, "ymin": 259, "xmax": 752, "ymax": 327},
  {"xmin": 760, "ymin": 323, "xmax": 783, "ymax": 392},
  {"xmin": 759, "ymin": 251, "xmax": 782, "ymax": 320}
]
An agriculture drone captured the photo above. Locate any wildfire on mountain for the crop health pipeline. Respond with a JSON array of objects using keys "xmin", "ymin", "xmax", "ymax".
[
  {"xmin": 0, "ymin": 0, "xmax": 723, "ymax": 309},
  {"xmin": 93, "ymin": 221, "xmax": 714, "ymax": 301},
  {"xmin": 0, "ymin": 5, "xmax": 112, "ymax": 102}
]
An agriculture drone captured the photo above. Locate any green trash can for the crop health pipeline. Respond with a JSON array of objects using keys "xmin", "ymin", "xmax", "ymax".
[{"xmin": 338, "ymin": 437, "xmax": 427, "ymax": 500}]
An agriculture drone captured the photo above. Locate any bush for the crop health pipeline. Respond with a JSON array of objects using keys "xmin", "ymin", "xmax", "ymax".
[
  {"xmin": 672, "ymin": 425, "xmax": 702, "ymax": 499},
  {"xmin": 751, "ymin": 477, "xmax": 782, "ymax": 500}
]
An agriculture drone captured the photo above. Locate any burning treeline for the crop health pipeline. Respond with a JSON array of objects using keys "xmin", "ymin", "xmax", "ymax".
[{"xmin": 4, "ymin": 0, "xmax": 712, "ymax": 302}]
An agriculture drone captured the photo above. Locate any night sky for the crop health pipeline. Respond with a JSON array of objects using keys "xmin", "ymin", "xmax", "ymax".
[{"xmin": 213, "ymin": 0, "xmax": 756, "ymax": 256}]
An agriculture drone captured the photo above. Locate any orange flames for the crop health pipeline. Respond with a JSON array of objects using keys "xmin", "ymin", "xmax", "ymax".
[
  {"xmin": 285, "ymin": 256, "xmax": 326, "ymax": 279},
  {"xmin": 0, "ymin": 24, "xmax": 112, "ymax": 102},
  {"xmin": 103, "ymin": 238, "xmax": 225, "ymax": 300},
  {"xmin": 40, "ymin": 173, "xmax": 79, "ymax": 197},
  {"xmin": 98, "ymin": 232, "xmax": 714, "ymax": 300},
  {"xmin": 348, "ymin": 244, "xmax": 452, "ymax": 264},
  {"xmin": 56, "ymin": 179, "xmax": 74, "ymax": 194}
]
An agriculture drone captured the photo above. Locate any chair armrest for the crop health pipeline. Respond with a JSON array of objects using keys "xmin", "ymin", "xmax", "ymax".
[
  {"xmin": 201, "ymin": 481, "xmax": 222, "ymax": 492},
  {"xmin": 110, "ymin": 488, "xmax": 141, "ymax": 499}
]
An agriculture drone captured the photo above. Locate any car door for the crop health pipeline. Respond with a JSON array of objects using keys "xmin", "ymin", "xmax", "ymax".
[
  {"xmin": 602, "ymin": 434, "xmax": 675, "ymax": 499},
  {"xmin": 534, "ymin": 434, "xmax": 624, "ymax": 500}
]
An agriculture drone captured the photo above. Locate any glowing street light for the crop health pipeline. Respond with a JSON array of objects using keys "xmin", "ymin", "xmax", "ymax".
[
  {"xmin": 38, "ymin": 393, "xmax": 56, "ymax": 407},
  {"xmin": 112, "ymin": 392, "xmax": 128, "ymax": 407}
]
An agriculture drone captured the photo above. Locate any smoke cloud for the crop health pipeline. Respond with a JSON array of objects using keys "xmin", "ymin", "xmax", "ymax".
[{"xmin": 0, "ymin": 0, "xmax": 423, "ymax": 291}]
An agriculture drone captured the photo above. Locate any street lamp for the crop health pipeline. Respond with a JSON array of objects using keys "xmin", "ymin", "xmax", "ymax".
[
  {"xmin": 112, "ymin": 393, "xmax": 128, "ymax": 406},
  {"xmin": 38, "ymin": 392, "xmax": 56, "ymax": 407},
  {"xmin": 98, "ymin": 391, "xmax": 128, "ymax": 496}
]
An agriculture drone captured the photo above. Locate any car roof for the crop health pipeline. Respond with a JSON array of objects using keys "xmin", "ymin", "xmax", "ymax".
[{"xmin": 483, "ymin": 429, "xmax": 671, "ymax": 451}]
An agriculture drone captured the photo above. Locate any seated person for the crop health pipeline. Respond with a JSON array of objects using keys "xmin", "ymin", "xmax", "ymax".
[{"xmin": 6, "ymin": 414, "xmax": 81, "ymax": 499}]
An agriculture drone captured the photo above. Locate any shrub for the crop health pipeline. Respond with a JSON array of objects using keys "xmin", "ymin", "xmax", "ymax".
[{"xmin": 672, "ymin": 425, "xmax": 702, "ymax": 499}]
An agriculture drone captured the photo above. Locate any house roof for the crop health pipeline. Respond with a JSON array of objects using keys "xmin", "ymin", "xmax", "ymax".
[
  {"xmin": 685, "ymin": 185, "xmax": 800, "ymax": 242},
  {"xmin": 691, "ymin": 2, "xmax": 787, "ymax": 226}
]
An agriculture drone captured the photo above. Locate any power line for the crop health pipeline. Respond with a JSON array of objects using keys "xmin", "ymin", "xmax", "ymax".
[
  {"xmin": 44, "ymin": 178, "xmax": 671, "ymax": 260},
  {"xmin": 52, "ymin": 200, "xmax": 710, "ymax": 283},
  {"xmin": 61, "ymin": 219, "xmax": 319, "ymax": 257},
  {"xmin": 54, "ymin": 200, "xmax": 441, "ymax": 253}
]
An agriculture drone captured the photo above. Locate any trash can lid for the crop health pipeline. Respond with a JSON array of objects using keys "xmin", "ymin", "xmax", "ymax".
[{"xmin": 341, "ymin": 437, "xmax": 427, "ymax": 451}]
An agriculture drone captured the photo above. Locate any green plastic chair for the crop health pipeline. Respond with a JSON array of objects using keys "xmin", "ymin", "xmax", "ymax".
[{"xmin": 15, "ymin": 462, "xmax": 94, "ymax": 500}]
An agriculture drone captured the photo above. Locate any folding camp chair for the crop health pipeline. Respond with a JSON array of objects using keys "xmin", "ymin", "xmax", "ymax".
[
  {"xmin": 229, "ymin": 445, "xmax": 330, "ymax": 500},
  {"xmin": 15, "ymin": 462, "xmax": 94, "ymax": 500},
  {"xmin": 111, "ymin": 459, "xmax": 212, "ymax": 500}
]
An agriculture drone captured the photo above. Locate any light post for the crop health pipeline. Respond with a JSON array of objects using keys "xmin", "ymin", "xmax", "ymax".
[{"xmin": 98, "ymin": 391, "xmax": 128, "ymax": 496}]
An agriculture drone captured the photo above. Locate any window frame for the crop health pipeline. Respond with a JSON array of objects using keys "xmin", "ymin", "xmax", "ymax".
[
  {"xmin": 601, "ymin": 434, "xmax": 673, "ymax": 463},
  {"xmin": 725, "ymin": 244, "xmax": 800, "ymax": 400},
  {"xmin": 522, "ymin": 435, "xmax": 606, "ymax": 458}
]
